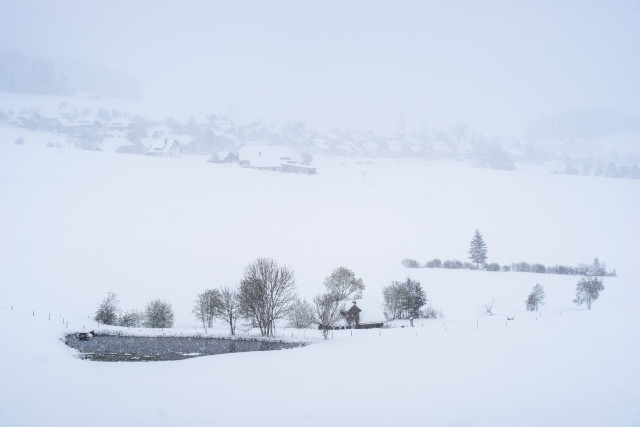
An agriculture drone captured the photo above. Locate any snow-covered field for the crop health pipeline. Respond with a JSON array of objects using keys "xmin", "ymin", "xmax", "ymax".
[{"xmin": 1, "ymin": 129, "xmax": 639, "ymax": 426}]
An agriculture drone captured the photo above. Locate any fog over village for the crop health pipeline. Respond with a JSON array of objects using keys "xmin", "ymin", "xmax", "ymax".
[{"xmin": 1, "ymin": 1, "xmax": 639, "ymax": 426}]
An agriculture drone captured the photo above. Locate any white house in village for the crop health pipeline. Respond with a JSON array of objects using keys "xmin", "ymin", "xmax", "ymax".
[
  {"xmin": 238, "ymin": 145, "xmax": 316, "ymax": 174},
  {"xmin": 147, "ymin": 137, "xmax": 188, "ymax": 158}
]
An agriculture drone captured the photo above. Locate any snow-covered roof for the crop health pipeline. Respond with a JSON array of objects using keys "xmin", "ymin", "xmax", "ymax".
[{"xmin": 147, "ymin": 135, "xmax": 191, "ymax": 153}]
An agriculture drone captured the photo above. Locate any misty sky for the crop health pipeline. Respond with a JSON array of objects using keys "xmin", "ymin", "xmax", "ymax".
[{"xmin": 1, "ymin": 0, "xmax": 639, "ymax": 135}]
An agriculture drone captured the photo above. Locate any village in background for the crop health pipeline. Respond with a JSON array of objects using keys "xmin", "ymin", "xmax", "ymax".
[{"xmin": 1, "ymin": 88, "xmax": 639, "ymax": 179}]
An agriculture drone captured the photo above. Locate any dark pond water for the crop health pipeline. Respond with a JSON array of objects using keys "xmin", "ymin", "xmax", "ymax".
[{"xmin": 65, "ymin": 334, "xmax": 305, "ymax": 362}]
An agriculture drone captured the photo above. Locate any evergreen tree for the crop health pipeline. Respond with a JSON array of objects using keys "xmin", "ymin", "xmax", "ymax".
[
  {"xmin": 525, "ymin": 283, "xmax": 546, "ymax": 311},
  {"xmin": 468, "ymin": 229, "xmax": 488, "ymax": 268}
]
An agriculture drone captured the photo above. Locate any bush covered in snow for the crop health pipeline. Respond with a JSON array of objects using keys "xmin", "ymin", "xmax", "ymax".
[
  {"xmin": 144, "ymin": 299, "xmax": 175, "ymax": 328},
  {"xmin": 401, "ymin": 258, "xmax": 421, "ymax": 268}
]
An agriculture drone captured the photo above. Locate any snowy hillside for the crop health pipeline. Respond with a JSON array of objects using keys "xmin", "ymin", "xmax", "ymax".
[
  {"xmin": 1, "ymin": 130, "xmax": 639, "ymax": 426},
  {"xmin": 2, "ymin": 91, "xmax": 638, "ymax": 178}
]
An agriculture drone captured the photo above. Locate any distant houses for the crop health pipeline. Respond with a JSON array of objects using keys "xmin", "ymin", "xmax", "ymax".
[
  {"xmin": 147, "ymin": 138, "xmax": 185, "ymax": 158},
  {"xmin": 238, "ymin": 145, "xmax": 316, "ymax": 174},
  {"xmin": 209, "ymin": 150, "xmax": 239, "ymax": 164}
]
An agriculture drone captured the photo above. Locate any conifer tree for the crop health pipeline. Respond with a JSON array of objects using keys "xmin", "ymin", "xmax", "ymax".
[
  {"xmin": 525, "ymin": 283, "xmax": 546, "ymax": 311},
  {"xmin": 468, "ymin": 229, "xmax": 488, "ymax": 269}
]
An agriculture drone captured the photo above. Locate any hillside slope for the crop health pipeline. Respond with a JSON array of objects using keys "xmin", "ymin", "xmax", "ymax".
[{"xmin": 1, "ymin": 133, "xmax": 639, "ymax": 426}]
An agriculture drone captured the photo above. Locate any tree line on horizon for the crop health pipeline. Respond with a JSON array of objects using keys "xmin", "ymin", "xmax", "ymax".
[{"xmin": 402, "ymin": 229, "xmax": 616, "ymax": 277}]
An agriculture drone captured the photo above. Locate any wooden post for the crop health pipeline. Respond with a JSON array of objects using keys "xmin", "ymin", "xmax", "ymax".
[{"xmin": 32, "ymin": 310, "xmax": 34, "ymax": 316}]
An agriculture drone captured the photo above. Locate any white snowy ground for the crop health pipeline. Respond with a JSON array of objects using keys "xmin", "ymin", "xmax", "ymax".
[{"xmin": 1, "ymin": 127, "xmax": 639, "ymax": 426}]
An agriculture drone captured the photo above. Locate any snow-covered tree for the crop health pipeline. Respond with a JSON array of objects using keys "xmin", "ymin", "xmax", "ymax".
[
  {"xmin": 144, "ymin": 299, "xmax": 174, "ymax": 328},
  {"xmin": 216, "ymin": 286, "xmax": 239, "ymax": 336},
  {"xmin": 288, "ymin": 298, "xmax": 316, "ymax": 328},
  {"xmin": 118, "ymin": 309, "xmax": 144, "ymax": 327},
  {"xmin": 193, "ymin": 289, "xmax": 223, "ymax": 332},
  {"xmin": 525, "ymin": 283, "xmax": 546, "ymax": 311},
  {"xmin": 573, "ymin": 276, "xmax": 604, "ymax": 310},
  {"xmin": 94, "ymin": 292, "xmax": 120, "ymax": 325},
  {"xmin": 238, "ymin": 258, "xmax": 297, "ymax": 337},
  {"xmin": 468, "ymin": 229, "xmax": 488, "ymax": 268},
  {"xmin": 323, "ymin": 266, "xmax": 365, "ymax": 301},
  {"xmin": 383, "ymin": 277, "xmax": 427, "ymax": 320},
  {"xmin": 314, "ymin": 293, "xmax": 344, "ymax": 340}
]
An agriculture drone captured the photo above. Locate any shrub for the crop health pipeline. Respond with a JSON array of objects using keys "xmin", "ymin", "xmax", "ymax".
[
  {"xmin": 548, "ymin": 265, "xmax": 573, "ymax": 275},
  {"xmin": 401, "ymin": 258, "xmax": 421, "ymax": 268},
  {"xmin": 94, "ymin": 292, "xmax": 120, "ymax": 326},
  {"xmin": 532, "ymin": 263, "xmax": 546, "ymax": 273},
  {"xmin": 443, "ymin": 259, "xmax": 464, "ymax": 269},
  {"xmin": 486, "ymin": 263, "xmax": 501, "ymax": 271},
  {"xmin": 288, "ymin": 298, "xmax": 316, "ymax": 328},
  {"xmin": 424, "ymin": 258, "xmax": 442, "ymax": 268},
  {"xmin": 464, "ymin": 262, "xmax": 479, "ymax": 270},
  {"xmin": 420, "ymin": 305, "xmax": 442, "ymax": 319},
  {"xmin": 501, "ymin": 265, "xmax": 511, "ymax": 272},
  {"xmin": 144, "ymin": 299, "xmax": 174, "ymax": 328},
  {"xmin": 512, "ymin": 262, "xmax": 531, "ymax": 273},
  {"xmin": 118, "ymin": 310, "xmax": 144, "ymax": 327}
]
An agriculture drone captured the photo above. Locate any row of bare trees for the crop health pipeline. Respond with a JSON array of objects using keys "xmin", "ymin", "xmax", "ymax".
[
  {"xmin": 194, "ymin": 259, "xmax": 366, "ymax": 339},
  {"xmin": 194, "ymin": 258, "xmax": 298, "ymax": 337}
]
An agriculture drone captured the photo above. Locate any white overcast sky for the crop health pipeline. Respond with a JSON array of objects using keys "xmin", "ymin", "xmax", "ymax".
[{"xmin": 1, "ymin": 0, "xmax": 639, "ymax": 134}]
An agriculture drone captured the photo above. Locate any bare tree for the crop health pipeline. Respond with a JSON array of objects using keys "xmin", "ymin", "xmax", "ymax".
[
  {"xmin": 193, "ymin": 289, "xmax": 223, "ymax": 333},
  {"xmin": 238, "ymin": 258, "xmax": 297, "ymax": 337},
  {"xmin": 323, "ymin": 266, "xmax": 365, "ymax": 301},
  {"xmin": 314, "ymin": 293, "xmax": 344, "ymax": 340},
  {"xmin": 216, "ymin": 286, "xmax": 239, "ymax": 335},
  {"xmin": 484, "ymin": 298, "xmax": 497, "ymax": 315},
  {"xmin": 94, "ymin": 292, "xmax": 120, "ymax": 325}
]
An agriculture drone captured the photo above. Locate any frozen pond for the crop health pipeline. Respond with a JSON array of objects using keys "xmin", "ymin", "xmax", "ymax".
[{"xmin": 65, "ymin": 334, "xmax": 305, "ymax": 362}]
